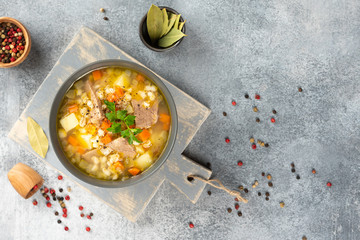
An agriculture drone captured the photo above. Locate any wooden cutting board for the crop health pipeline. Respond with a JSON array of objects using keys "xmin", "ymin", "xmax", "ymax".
[{"xmin": 8, "ymin": 27, "xmax": 212, "ymax": 222}]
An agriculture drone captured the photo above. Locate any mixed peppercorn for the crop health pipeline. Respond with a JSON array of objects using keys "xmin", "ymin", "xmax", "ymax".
[{"xmin": 0, "ymin": 22, "xmax": 26, "ymax": 63}]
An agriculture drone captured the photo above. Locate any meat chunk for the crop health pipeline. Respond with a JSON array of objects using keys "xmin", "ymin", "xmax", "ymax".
[
  {"xmin": 82, "ymin": 149, "xmax": 101, "ymax": 164},
  {"xmin": 131, "ymin": 100, "xmax": 159, "ymax": 129},
  {"xmin": 86, "ymin": 80, "xmax": 104, "ymax": 126},
  {"xmin": 106, "ymin": 137, "xmax": 136, "ymax": 158}
]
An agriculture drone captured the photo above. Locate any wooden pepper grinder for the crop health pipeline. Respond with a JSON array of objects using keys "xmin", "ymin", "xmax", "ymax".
[{"xmin": 8, "ymin": 163, "xmax": 44, "ymax": 199}]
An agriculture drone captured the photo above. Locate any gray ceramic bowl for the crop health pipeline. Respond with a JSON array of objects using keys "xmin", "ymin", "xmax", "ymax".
[{"xmin": 49, "ymin": 59, "xmax": 178, "ymax": 188}]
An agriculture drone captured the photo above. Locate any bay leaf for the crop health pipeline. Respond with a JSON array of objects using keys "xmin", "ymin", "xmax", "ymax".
[
  {"xmin": 164, "ymin": 13, "xmax": 177, "ymax": 37},
  {"xmin": 147, "ymin": 4, "xmax": 163, "ymax": 44},
  {"xmin": 160, "ymin": 8, "xmax": 169, "ymax": 38},
  {"xmin": 174, "ymin": 14, "xmax": 181, "ymax": 30},
  {"xmin": 178, "ymin": 20, "xmax": 186, "ymax": 31},
  {"xmin": 158, "ymin": 28, "xmax": 186, "ymax": 48},
  {"xmin": 27, "ymin": 117, "xmax": 48, "ymax": 158}
]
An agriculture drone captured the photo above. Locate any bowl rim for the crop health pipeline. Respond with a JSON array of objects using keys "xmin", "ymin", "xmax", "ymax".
[
  {"xmin": 49, "ymin": 59, "xmax": 178, "ymax": 188},
  {"xmin": 139, "ymin": 6, "xmax": 186, "ymax": 52},
  {"xmin": 0, "ymin": 17, "xmax": 31, "ymax": 68}
]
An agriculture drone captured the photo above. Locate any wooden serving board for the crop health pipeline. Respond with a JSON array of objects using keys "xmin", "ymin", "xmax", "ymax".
[{"xmin": 8, "ymin": 27, "xmax": 212, "ymax": 222}]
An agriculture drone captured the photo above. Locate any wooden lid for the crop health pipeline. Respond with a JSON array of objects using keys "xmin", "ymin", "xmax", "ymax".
[{"xmin": 7, "ymin": 163, "xmax": 44, "ymax": 199}]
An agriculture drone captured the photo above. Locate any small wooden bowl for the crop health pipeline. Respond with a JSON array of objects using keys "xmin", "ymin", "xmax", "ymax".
[
  {"xmin": 0, "ymin": 17, "xmax": 31, "ymax": 68},
  {"xmin": 8, "ymin": 163, "xmax": 43, "ymax": 199}
]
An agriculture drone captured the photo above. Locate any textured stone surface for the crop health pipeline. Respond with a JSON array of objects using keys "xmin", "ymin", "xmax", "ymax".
[{"xmin": 1, "ymin": 0, "xmax": 360, "ymax": 239}]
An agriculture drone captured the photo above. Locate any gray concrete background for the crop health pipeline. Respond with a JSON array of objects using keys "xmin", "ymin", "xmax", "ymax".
[{"xmin": 1, "ymin": 0, "xmax": 360, "ymax": 239}]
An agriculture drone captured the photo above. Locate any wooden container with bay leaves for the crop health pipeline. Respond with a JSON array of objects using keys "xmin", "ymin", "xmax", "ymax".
[{"xmin": 139, "ymin": 5, "xmax": 186, "ymax": 52}]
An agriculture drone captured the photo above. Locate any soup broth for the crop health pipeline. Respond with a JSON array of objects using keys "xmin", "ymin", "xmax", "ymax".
[{"xmin": 57, "ymin": 67, "xmax": 171, "ymax": 181}]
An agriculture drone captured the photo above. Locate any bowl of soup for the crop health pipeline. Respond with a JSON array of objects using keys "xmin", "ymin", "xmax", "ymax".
[{"xmin": 49, "ymin": 60, "xmax": 177, "ymax": 188}]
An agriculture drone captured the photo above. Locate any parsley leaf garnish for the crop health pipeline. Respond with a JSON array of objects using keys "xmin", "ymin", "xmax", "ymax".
[{"xmin": 104, "ymin": 100, "xmax": 142, "ymax": 144}]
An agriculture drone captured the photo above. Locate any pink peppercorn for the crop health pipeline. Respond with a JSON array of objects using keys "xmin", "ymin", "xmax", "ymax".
[
  {"xmin": 50, "ymin": 189, "xmax": 55, "ymax": 194},
  {"xmin": 64, "ymin": 226, "xmax": 69, "ymax": 231},
  {"xmin": 65, "ymin": 195, "xmax": 70, "ymax": 201},
  {"xmin": 32, "ymin": 200, "xmax": 38, "ymax": 206},
  {"xmin": 63, "ymin": 208, "xmax": 67, "ymax": 213},
  {"xmin": 44, "ymin": 187, "xmax": 49, "ymax": 193},
  {"xmin": 189, "ymin": 222, "xmax": 194, "ymax": 228},
  {"xmin": 79, "ymin": 206, "xmax": 84, "ymax": 211},
  {"xmin": 63, "ymin": 213, "xmax": 67, "ymax": 218},
  {"xmin": 327, "ymin": 182, "xmax": 332, "ymax": 187},
  {"xmin": 225, "ymin": 138, "xmax": 230, "ymax": 143},
  {"xmin": 81, "ymin": 213, "xmax": 85, "ymax": 218},
  {"xmin": 58, "ymin": 175, "xmax": 63, "ymax": 180},
  {"xmin": 17, "ymin": 28, "xmax": 22, "ymax": 32},
  {"xmin": 255, "ymin": 94, "xmax": 260, "ymax": 100},
  {"xmin": 10, "ymin": 57, "xmax": 15, "ymax": 62},
  {"xmin": 237, "ymin": 161, "xmax": 243, "ymax": 167},
  {"xmin": 232, "ymin": 101, "xmax": 236, "ymax": 106},
  {"xmin": 234, "ymin": 198, "xmax": 239, "ymax": 202},
  {"xmin": 235, "ymin": 203, "xmax": 239, "ymax": 210},
  {"xmin": 252, "ymin": 144, "xmax": 256, "ymax": 150},
  {"xmin": 86, "ymin": 227, "xmax": 91, "ymax": 232},
  {"xmin": 271, "ymin": 118, "xmax": 275, "ymax": 123},
  {"xmin": 87, "ymin": 215, "xmax": 91, "ymax": 220},
  {"xmin": 46, "ymin": 202, "xmax": 51, "ymax": 208}
]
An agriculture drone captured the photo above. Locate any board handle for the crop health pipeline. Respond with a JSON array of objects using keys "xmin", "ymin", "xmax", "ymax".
[{"xmin": 7, "ymin": 163, "xmax": 44, "ymax": 199}]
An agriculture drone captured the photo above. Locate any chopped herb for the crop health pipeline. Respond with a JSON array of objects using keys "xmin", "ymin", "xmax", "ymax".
[{"xmin": 104, "ymin": 100, "xmax": 142, "ymax": 144}]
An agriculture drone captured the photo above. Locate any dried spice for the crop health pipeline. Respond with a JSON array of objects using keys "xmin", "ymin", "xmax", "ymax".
[
  {"xmin": 312, "ymin": 169, "xmax": 316, "ymax": 174},
  {"xmin": 258, "ymin": 192, "xmax": 261, "ymax": 196},
  {"xmin": 272, "ymin": 109, "xmax": 277, "ymax": 114},
  {"xmin": 222, "ymin": 111, "xmax": 227, "ymax": 116},
  {"xmin": 264, "ymin": 143, "xmax": 269, "ymax": 148},
  {"xmin": 265, "ymin": 197, "xmax": 269, "ymax": 201},
  {"xmin": 237, "ymin": 161, "xmax": 243, "ymax": 167},
  {"xmin": 227, "ymin": 208, "xmax": 232, "ymax": 213},
  {"xmin": 268, "ymin": 182, "xmax": 273, "ymax": 187},
  {"xmin": 0, "ymin": 22, "xmax": 26, "ymax": 63},
  {"xmin": 238, "ymin": 185, "xmax": 244, "ymax": 191},
  {"xmin": 207, "ymin": 191, "xmax": 211, "ymax": 196},
  {"xmin": 86, "ymin": 227, "xmax": 91, "ymax": 232},
  {"xmin": 225, "ymin": 137, "xmax": 230, "ymax": 143},
  {"xmin": 32, "ymin": 200, "xmax": 38, "ymax": 206},
  {"xmin": 250, "ymin": 138, "xmax": 255, "ymax": 143},
  {"xmin": 291, "ymin": 163, "xmax": 295, "ymax": 168},
  {"xmin": 64, "ymin": 226, "xmax": 69, "ymax": 231},
  {"xmin": 256, "ymin": 117, "xmax": 260, "ymax": 123},
  {"xmin": 271, "ymin": 117, "xmax": 276, "ymax": 123},
  {"xmin": 255, "ymin": 94, "xmax": 260, "ymax": 100},
  {"xmin": 267, "ymin": 174, "xmax": 272, "ymax": 180},
  {"xmin": 244, "ymin": 94, "xmax": 249, "ymax": 99},
  {"xmin": 100, "ymin": 8, "xmax": 105, "ymax": 13},
  {"xmin": 265, "ymin": 192, "xmax": 270, "ymax": 197},
  {"xmin": 232, "ymin": 100, "xmax": 236, "ymax": 106},
  {"xmin": 235, "ymin": 203, "xmax": 239, "ymax": 210},
  {"xmin": 251, "ymin": 144, "xmax": 256, "ymax": 150},
  {"xmin": 58, "ymin": 175, "xmax": 63, "ymax": 180},
  {"xmin": 296, "ymin": 175, "xmax": 300, "ymax": 180},
  {"xmin": 103, "ymin": 17, "xmax": 109, "ymax": 21},
  {"xmin": 261, "ymin": 172, "xmax": 265, "ymax": 177},
  {"xmin": 280, "ymin": 202, "xmax": 285, "ymax": 208},
  {"xmin": 237, "ymin": 211, "xmax": 242, "ymax": 217},
  {"xmin": 253, "ymin": 106, "xmax": 258, "ymax": 112},
  {"xmin": 327, "ymin": 182, "xmax": 332, "ymax": 187},
  {"xmin": 244, "ymin": 188, "xmax": 249, "ymax": 193},
  {"xmin": 27, "ymin": 117, "xmax": 49, "ymax": 158},
  {"xmin": 189, "ymin": 222, "xmax": 194, "ymax": 228},
  {"xmin": 291, "ymin": 168, "xmax": 296, "ymax": 173},
  {"xmin": 298, "ymin": 87, "xmax": 303, "ymax": 92}
]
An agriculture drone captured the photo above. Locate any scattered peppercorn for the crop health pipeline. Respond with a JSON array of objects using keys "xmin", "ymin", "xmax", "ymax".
[
  {"xmin": 63, "ymin": 208, "xmax": 67, "ymax": 213},
  {"xmin": 33, "ymin": 184, "xmax": 38, "ymax": 190},
  {"xmin": 256, "ymin": 117, "xmax": 260, "ymax": 122},
  {"xmin": 67, "ymin": 187, "xmax": 72, "ymax": 192},
  {"xmin": 296, "ymin": 175, "xmax": 300, "ymax": 180},
  {"xmin": 90, "ymin": 212, "xmax": 94, "ymax": 217},
  {"xmin": 57, "ymin": 220, "xmax": 61, "ymax": 224},
  {"xmin": 237, "ymin": 161, "xmax": 243, "ymax": 167},
  {"xmin": 265, "ymin": 192, "xmax": 270, "ymax": 197},
  {"xmin": 86, "ymin": 227, "xmax": 91, "ymax": 232},
  {"xmin": 222, "ymin": 111, "xmax": 227, "ymax": 116},
  {"xmin": 302, "ymin": 236, "xmax": 307, "ymax": 240},
  {"xmin": 271, "ymin": 117, "xmax": 276, "ymax": 123},
  {"xmin": 280, "ymin": 202, "xmax": 285, "ymax": 208},
  {"xmin": 65, "ymin": 195, "xmax": 70, "ymax": 201},
  {"xmin": 40, "ymin": 188, "xmax": 44, "ymax": 194},
  {"xmin": 225, "ymin": 137, "xmax": 230, "ymax": 143},
  {"xmin": 55, "ymin": 211, "xmax": 59, "ymax": 216},
  {"xmin": 44, "ymin": 187, "xmax": 49, "ymax": 193},
  {"xmin": 50, "ymin": 189, "xmax": 55, "ymax": 195},
  {"xmin": 79, "ymin": 206, "xmax": 84, "ymax": 211},
  {"xmin": 63, "ymin": 213, "xmax": 67, "ymax": 218},
  {"xmin": 46, "ymin": 202, "xmax": 51, "ymax": 208},
  {"xmin": 32, "ymin": 200, "xmax": 38, "ymax": 206},
  {"xmin": 244, "ymin": 188, "xmax": 249, "ymax": 193},
  {"xmin": 291, "ymin": 163, "xmax": 295, "ymax": 168},
  {"xmin": 250, "ymin": 138, "xmax": 255, "ymax": 143},
  {"xmin": 260, "ymin": 142, "xmax": 265, "ymax": 147},
  {"xmin": 64, "ymin": 226, "xmax": 69, "ymax": 231},
  {"xmin": 235, "ymin": 203, "xmax": 239, "ymax": 210},
  {"xmin": 80, "ymin": 213, "xmax": 85, "ymax": 218},
  {"xmin": 261, "ymin": 172, "xmax": 265, "ymax": 177},
  {"xmin": 291, "ymin": 168, "xmax": 296, "ymax": 173},
  {"xmin": 253, "ymin": 106, "xmax": 258, "ymax": 112},
  {"xmin": 244, "ymin": 94, "xmax": 249, "ymax": 99},
  {"xmin": 327, "ymin": 182, "xmax": 332, "ymax": 187},
  {"xmin": 232, "ymin": 100, "xmax": 236, "ymax": 106},
  {"xmin": 265, "ymin": 143, "xmax": 269, "ymax": 148},
  {"xmin": 298, "ymin": 87, "xmax": 303, "ymax": 92},
  {"xmin": 255, "ymin": 180, "xmax": 258, "ymax": 186},
  {"xmin": 265, "ymin": 197, "xmax": 269, "ymax": 201},
  {"xmin": 100, "ymin": 8, "xmax": 105, "ymax": 13},
  {"xmin": 268, "ymin": 182, "xmax": 273, "ymax": 187},
  {"xmin": 257, "ymin": 140, "xmax": 261, "ymax": 144},
  {"xmin": 255, "ymin": 94, "xmax": 260, "ymax": 100},
  {"xmin": 237, "ymin": 211, "xmax": 242, "ymax": 217},
  {"xmin": 87, "ymin": 215, "xmax": 92, "ymax": 219},
  {"xmin": 258, "ymin": 192, "xmax": 261, "ymax": 196},
  {"xmin": 267, "ymin": 174, "xmax": 272, "ymax": 180},
  {"xmin": 238, "ymin": 185, "xmax": 244, "ymax": 191},
  {"xmin": 227, "ymin": 208, "xmax": 232, "ymax": 213},
  {"xmin": 252, "ymin": 144, "xmax": 256, "ymax": 150},
  {"xmin": 59, "ymin": 188, "xmax": 63, "ymax": 193},
  {"xmin": 46, "ymin": 196, "xmax": 50, "ymax": 201},
  {"xmin": 103, "ymin": 17, "xmax": 109, "ymax": 21},
  {"xmin": 52, "ymin": 197, "xmax": 56, "ymax": 201},
  {"xmin": 58, "ymin": 175, "xmax": 63, "ymax": 180},
  {"xmin": 234, "ymin": 198, "xmax": 239, "ymax": 202},
  {"xmin": 252, "ymin": 184, "xmax": 256, "ymax": 188},
  {"xmin": 207, "ymin": 191, "xmax": 211, "ymax": 196},
  {"xmin": 272, "ymin": 109, "xmax": 277, "ymax": 114},
  {"xmin": 312, "ymin": 169, "xmax": 316, "ymax": 174}
]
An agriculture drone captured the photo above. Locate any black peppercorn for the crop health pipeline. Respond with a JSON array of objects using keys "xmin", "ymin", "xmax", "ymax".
[
  {"xmin": 296, "ymin": 175, "xmax": 300, "ymax": 180},
  {"xmin": 265, "ymin": 197, "xmax": 269, "ymax": 201},
  {"xmin": 53, "ymin": 197, "xmax": 56, "ymax": 201},
  {"xmin": 59, "ymin": 188, "xmax": 63, "ymax": 193},
  {"xmin": 291, "ymin": 163, "xmax": 295, "ymax": 168},
  {"xmin": 55, "ymin": 211, "xmax": 59, "ymax": 216},
  {"xmin": 258, "ymin": 192, "xmax": 261, "ymax": 196},
  {"xmin": 57, "ymin": 220, "xmax": 62, "ymax": 224},
  {"xmin": 244, "ymin": 188, "xmax": 249, "ymax": 193},
  {"xmin": 90, "ymin": 213, "xmax": 93, "ymax": 217},
  {"xmin": 244, "ymin": 94, "xmax": 249, "ymax": 99},
  {"xmin": 272, "ymin": 109, "xmax": 277, "ymax": 114},
  {"xmin": 227, "ymin": 208, "xmax": 232, "ymax": 213},
  {"xmin": 261, "ymin": 172, "xmax": 265, "ymax": 177},
  {"xmin": 223, "ymin": 112, "xmax": 227, "ymax": 116},
  {"xmin": 264, "ymin": 143, "xmax": 269, "ymax": 148},
  {"xmin": 103, "ymin": 17, "xmax": 109, "ymax": 21},
  {"xmin": 268, "ymin": 182, "xmax": 273, "ymax": 187},
  {"xmin": 256, "ymin": 117, "xmax": 260, "ymax": 123},
  {"xmin": 298, "ymin": 87, "xmax": 303, "ymax": 92},
  {"xmin": 207, "ymin": 191, "xmax": 211, "ymax": 196},
  {"xmin": 291, "ymin": 168, "xmax": 296, "ymax": 173},
  {"xmin": 265, "ymin": 192, "xmax": 270, "ymax": 197},
  {"xmin": 237, "ymin": 211, "xmax": 242, "ymax": 217}
]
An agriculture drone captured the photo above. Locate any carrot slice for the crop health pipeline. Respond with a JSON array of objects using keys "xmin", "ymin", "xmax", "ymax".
[
  {"xmin": 101, "ymin": 119, "xmax": 112, "ymax": 131},
  {"xmin": 137, "ymin": 129, "xmax": 151, "ymax": 142},
  {"xmin": 128, "ymin": 167, "xmax": 141, "ymax": 176},
  {"xmin": 113, "ymin": 161, "xmax": 125, "ymax": 170},
  {"xmin": 68, "ymin": 104, "xmax": 78, "ymax": 113},
  {"xmin": 77, "ymin": 147, "xmax": 86, "ymax": 154},
  {"xmin": 100, "ymin": 134, "xmax": 112, "ymax": 144},
  {"xmin": 92, "ymin": 70, "xmax": 102, "ymax": 81},
  {"xmin": 159, "ymin": 113, "xmax": 171, "ymax": 124},
  {"xmin": 115, "ymin": 86, "xmax": 124, "ymax": 98},
  {"xmin": 85, "ymin": 124, "xmax": 97, "ymax": 135},
  {"xmin": 136, "ymin": 74, "xmax": 145, "ymax": 82},
  {"xmin": 68, "ymin": 135, "xmax": 79, "ymax": 146},
  {"xmin": 163, "ymin": 122, "xmax": 170, "ymax": 131}
]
